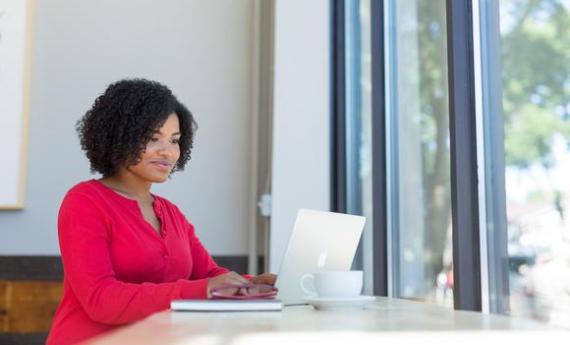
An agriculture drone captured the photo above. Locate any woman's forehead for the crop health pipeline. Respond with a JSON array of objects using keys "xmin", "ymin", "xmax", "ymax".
[{"xmin": 154, "ymin": 114, "xmax": 180, "ymax": 134}]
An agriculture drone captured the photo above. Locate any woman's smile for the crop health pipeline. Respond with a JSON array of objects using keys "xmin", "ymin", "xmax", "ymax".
[{"xmin": 150, "ymin": 160, "xmax": 174, "ymax": 171}]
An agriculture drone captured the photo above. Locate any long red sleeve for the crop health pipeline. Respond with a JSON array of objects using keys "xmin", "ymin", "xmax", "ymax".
[{"xmin": 47, "ymin": 180, "xmax": 230, "ymax": 345}]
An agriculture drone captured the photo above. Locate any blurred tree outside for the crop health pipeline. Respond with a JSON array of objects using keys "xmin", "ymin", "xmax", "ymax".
[
  {"xmin": 416, "ymin": 0, "xmax": 452, "ymax": 296},
  {"xmin": 502, "ymin": 0, "xmax": 570, "ymax": 170},
  {"xmin": 500, "ymin": 0, "xmax": 570, "ymax": 324},
  {"xmin": 414, "ymin": 0, "xmax": 570, "ymax": 298}
]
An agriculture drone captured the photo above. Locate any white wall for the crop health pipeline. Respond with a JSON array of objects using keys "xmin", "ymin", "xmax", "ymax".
[
  {"xmin": 270, "ymin": 0, "xmax": 331, "ymax": 272},
  {"xmin": 0, "ymin": 0, "xmax": 254, "ymax": 255}
]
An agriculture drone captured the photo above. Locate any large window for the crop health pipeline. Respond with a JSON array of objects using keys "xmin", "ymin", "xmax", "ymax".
[
  {"xmin": 339, "ymin": 0, "xmax": 453, "ymax": 306},
  {"xmin": 335, "ymin": 0, "xmax": 570, "ymax": 323},
  {"xmin": 491, "ymin": 0, "xmax": 570, "ymax": 326},
  {"xmin": 385, "ymin": 0, "xmax": 453, "ymax": 306}
]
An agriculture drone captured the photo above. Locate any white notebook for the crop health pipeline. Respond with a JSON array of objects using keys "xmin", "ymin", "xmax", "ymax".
[{"xmin": 171, "ymin": 299, "xmax": 283, "ymax": 312}]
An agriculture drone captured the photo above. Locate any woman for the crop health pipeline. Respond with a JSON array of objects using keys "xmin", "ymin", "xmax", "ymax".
[{"xmin": 47, "ymin": 79, "xmax": 275, "ymax": 345}]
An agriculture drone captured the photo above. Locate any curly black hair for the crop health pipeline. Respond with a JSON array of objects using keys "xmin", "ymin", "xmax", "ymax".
[{"xmin": 77, "ymin": 79, "xmax": 197, "ymax": 177}]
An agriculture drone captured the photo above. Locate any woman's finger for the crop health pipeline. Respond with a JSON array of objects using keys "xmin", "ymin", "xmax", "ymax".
[
  {"xmin": 228, "ymin": 271, "xmax": 249, "ymax": 284},
  {"xmin": 251, "ymin": 273, "xmax": 277, "ymax": 285}
]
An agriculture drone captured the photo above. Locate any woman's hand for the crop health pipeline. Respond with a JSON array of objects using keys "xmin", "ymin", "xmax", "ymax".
[
  {"xmin": 250, "ymin": 273, "xmax": 277, "ymax": 286},
  {"xmin": 207, "ymin": 271, "xmax": 249, "ymax": 298}
]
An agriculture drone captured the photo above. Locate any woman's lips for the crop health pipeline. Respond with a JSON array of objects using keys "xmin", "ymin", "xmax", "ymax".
[{"xmin": 150, "ymin": 161, "xmax": 173, "ymax": 171}]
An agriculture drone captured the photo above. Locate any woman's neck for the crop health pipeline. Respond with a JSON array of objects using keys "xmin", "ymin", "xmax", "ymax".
[{"xmin": 100, "ymin": 171, "xmax": 153, "ymax": 203}]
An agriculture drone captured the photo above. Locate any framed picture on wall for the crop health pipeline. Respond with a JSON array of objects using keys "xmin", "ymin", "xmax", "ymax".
[{"xmin": 0, "ymin": 0, "xmax": 33, "ymax": 209}]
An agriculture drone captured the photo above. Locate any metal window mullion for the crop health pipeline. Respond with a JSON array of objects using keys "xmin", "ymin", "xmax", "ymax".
[
  {"xmin": 370, "ymin": 0, "xmax": 388, "ymax": 297},
  {"xmin": 384, "ymin": 0, "xmax": 400, "ymax": 299},
  {"xmin": 345, "ymin": 0, "xmax": 366, "ymax": 273},
  {"xmin": 479, "ymin": 0, "xmax": 510, "ymax": 315},
  {"xmin": 331, "ymin": 0, "xmax": 347, "ymax": 214},
  {"xmin": 345, "ymin": 0, "xmax": 363, "ymax": 217},
  {"xmin": 446, "ymin": 0, "xmax": 482, "ymax": 311}
]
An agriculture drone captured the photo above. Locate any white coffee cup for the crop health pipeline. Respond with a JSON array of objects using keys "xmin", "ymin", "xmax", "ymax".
[{"xmin": 300, "ymin": 270, "xmax": 363, "ymax": 298}]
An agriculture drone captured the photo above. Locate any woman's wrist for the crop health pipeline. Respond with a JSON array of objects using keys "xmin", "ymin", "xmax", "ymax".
[{"xmin": 178, "ymin": 278, "xmax": 210, "ymax": 299}]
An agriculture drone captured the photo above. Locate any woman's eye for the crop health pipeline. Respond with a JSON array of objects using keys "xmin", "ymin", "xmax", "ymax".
[
  {"xmin": 172, "ymin": 139, "xmax": 180, "ymax": 144},
  {"xmin": 150, "ymin": 138, "xmax": 159, "ymax": 142}
]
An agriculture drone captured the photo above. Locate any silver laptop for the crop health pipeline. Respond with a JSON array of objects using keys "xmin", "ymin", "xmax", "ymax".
[{"xmin": 274, "ymin": 209, "xmax": 366, "ymax": 305}]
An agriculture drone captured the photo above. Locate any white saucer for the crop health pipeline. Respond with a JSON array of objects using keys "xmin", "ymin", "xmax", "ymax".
[{"xmin": 303, "ymin": 295, "xmax": 375, "ymax": 310}]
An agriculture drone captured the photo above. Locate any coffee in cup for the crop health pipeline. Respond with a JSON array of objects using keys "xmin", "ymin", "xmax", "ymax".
[{"xmin": 300, "ymin": 270, "xmax": 363, "ymax": 298}]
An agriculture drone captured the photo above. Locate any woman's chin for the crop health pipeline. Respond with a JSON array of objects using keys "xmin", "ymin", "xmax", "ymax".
[
  {"xmin": 147, "ymin": 173, "xmax": 171, "ymax": 183},
  {"xmin": 154, "ymin": 177, "xmax": 170, "ymax": 183}
]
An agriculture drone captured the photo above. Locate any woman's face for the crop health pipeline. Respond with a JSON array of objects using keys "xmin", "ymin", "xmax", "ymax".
[{"xmin": 126, "ymin": 113, "xmax": 181, "ymax": 183}]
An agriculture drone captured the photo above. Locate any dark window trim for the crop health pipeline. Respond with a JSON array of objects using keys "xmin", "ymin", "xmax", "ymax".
[
  {"xmin": 0, "ymin": 255, "xmax": 255, "ymax": 280},
  {"xmin": 0, "ymin": 256, "xmax": 63, "ymax": 281},
  {"xmin": 331, "ymin": 0, "xmax": 347, "ymax": 214},
  {"xmin": 446, "ymin": 0, "xmax": 482, "ymax": 311},
  {"xmin": 370, "ymin": 0, "xmax": 388, "ymax": 297}
]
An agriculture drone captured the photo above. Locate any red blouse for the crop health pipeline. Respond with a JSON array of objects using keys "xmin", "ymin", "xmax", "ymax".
[{"xmin": 47, "ymin": 180, "xmax": 230, "ymax": 345}]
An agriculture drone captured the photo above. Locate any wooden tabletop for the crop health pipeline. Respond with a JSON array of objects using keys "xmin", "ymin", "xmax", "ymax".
[{"xmin": 82, "ymin": 297, "xmax": 565, "ymax": 344}]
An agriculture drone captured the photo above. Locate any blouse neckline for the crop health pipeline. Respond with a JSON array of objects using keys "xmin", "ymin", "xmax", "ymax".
[
  {"xmin": 90, "ymin": 179, "xmax": 166, "ymax": 237},
  {"xmin": 90, "ymin": 179, "xmax": 159, "ymax": 205}
]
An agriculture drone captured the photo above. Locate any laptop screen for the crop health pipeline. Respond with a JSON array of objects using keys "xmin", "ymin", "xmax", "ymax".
[{"xmin": 274, "ymin": 209, "xmax": 366, "ymax": 305}]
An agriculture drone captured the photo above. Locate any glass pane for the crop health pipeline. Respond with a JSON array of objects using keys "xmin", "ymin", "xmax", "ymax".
[
  {"xmin": 345, "ymin": 0, "xmax": 374, "ymax": 294},
  {"xmin": 499, "ymin": 0, "xmax": 570, "ymax": 327},
  {"xmin": 386, "ymin": 0, "xmax": 453, "ymax": 306}
]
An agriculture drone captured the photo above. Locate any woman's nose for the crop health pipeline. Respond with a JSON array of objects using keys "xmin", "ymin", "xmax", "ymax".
[
  {"xmin": 157, "ymin": 148, "xmax": 174, "ymax": 157},
  {"xmin": 157, "ymin": 143, "xmax": 176, "ymax": 157}
]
